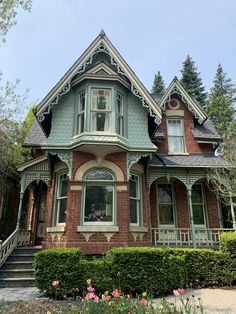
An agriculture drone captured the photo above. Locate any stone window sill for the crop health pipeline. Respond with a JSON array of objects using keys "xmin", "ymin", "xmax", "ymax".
[
  {"xmin": 47, "ymin": 226, "xmax": 66, "ymax": 233},
  {"xmin": 129, "ymin": 226, "xmax": 148, "ymax": 233},
  {"xmin": 77, "ymin": 225, "xmax": 119, "ymax": 233}
]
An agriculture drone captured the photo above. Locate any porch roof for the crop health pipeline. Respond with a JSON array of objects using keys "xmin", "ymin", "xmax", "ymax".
[
  {"xmin": 23, "ymin": 121, "xmax": 46, "ymax": 147},
  {"xmin": 149, "ymin": 153, "xmax": 228, "ymax": 168}
]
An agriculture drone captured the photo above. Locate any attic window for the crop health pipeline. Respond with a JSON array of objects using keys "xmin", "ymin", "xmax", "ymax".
[{"xmin": 167, "ymin": 118, "xmax": 185, "ymax": 153}]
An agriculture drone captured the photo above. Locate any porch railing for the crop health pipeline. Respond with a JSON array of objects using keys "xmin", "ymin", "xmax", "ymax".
[
  {"xmin": 0, "ymin": 228, "xmax": 31, "ymax": 269},
  {"xmin": 0, "ymin": 229, "xmax": 19, "ymax": 268},
  {"xmin": 151, "ymin": 227, "xmax": 234, "ymax": 248}
]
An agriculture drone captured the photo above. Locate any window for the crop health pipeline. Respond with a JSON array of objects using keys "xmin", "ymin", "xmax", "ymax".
[
  {"xmin": 83, "ymin": 169, "xmax": 114, "ymax": 224},
  {"xmin": 157, "ymin": 184, "xmax": 175, "ymax": 225},
  {"xmin": 129, "ymin": 174, "xmax": 141, "ymax": 225},
  {"xmin": 78, "ymin": 90, "xmax": 85, "ymax": 133},
  {"xmin": 91, "ymin": 89, "xmax": 111, "ymax": 131},
  {"xmin": 55, "ymin": 172, "xmax": 69, "ymax": 225},
  {"xmin": 167, "ymin": 118, "xmax": 185, "ymax": 153},
  {"xmin": 192, "ymin": 184, "xmax": 206, "ymax": 225},
  {"xmin": 116, "ymin": 92, "xmax": 124, "ymax": 136}
]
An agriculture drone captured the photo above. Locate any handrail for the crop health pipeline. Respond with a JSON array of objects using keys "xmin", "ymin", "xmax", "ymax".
[{"xmin": 0, "ymin": 229, "xmax": 19, "ymax": 269}]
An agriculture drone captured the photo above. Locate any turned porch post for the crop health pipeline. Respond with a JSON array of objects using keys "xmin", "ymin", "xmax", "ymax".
[
  {"xmin": 187, "ymin": 186, "xmax": 196, "ymax": 248},
  {"xmin": 229, "ymin": 192, "xmax": 236, "ymax": 230},
  {"xmin": 16, "ymin": 174, "xmax": 26, "ymax": 230}
]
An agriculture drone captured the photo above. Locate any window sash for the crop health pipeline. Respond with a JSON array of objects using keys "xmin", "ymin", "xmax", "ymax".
[
  {"xmin": 78, "ymin": 91, "xmax": 85, "ymax": 134},
  {"xmin": 129, "ymin": 174, "xmax": 141, "ymax": 225},
  {"xmin": 116, "ymin": 92, "xmax": 124, "ymax": 136},
  {"xmin": 55, "ymin": 173, "xmax": 68, "ymax": 225},
  {"xmin": 157, "ymin": 184, "xmax": 175, "ymax": 226},
  {"xmin": 167, "ymin": 119, "xmax": 185, "ymax": 153},
  {"xmin": 192, "ymin": 185, "xmax": 206, "ymax": 225}
]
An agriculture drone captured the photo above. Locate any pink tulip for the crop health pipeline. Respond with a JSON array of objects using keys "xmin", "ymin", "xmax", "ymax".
[
  {"xmin": 173, "ymin": 289, "xmax": 180, "ymax": 296},
  {"xmin": 85, "ymin": 292, "xmax": 95, "ymax": 300},
  {"xmin": 178, "ymin": 288, "xmax": 185, "ymax": 294},
  {"xmin": 52, "ymin": 280, "xmax": 60, "ymax": 288},
  {"xmin": 94, "ymin": 295, "xmax": 99, "ymax": 303},
  {"xmin": 103, "ymin": 295, "xmax": 110, "ymax": 302},
  {"xmin": 112, "ymin": 289, "xmax": 120, "ymax": 298},
  {"xmin": 87, "ymin": 286, "xmax": 95, "ymax": 292},
  {"xmin": 140, "ymin": 298, "xmax": 148, "ymax": 306}
]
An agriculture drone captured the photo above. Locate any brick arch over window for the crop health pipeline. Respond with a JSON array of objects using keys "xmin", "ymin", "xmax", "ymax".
[{"xmin": 74, "ymin": 160, "xmax": 125, "ymax": 182}]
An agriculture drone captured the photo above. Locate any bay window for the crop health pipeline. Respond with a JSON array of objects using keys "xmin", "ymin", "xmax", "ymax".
[
  {"xmin": 83, "ymin": 169, "xmax": 115, "ymax": 224},
  {"xmin": 78, "ymin": 90, "xmax": 85, "ymax": 134},
  {"xmin": 116, "ymin": 92, "xmax": 124, "ymax": 136},
  {"xmin": 167, "ymin": 118, "xmax": 185, "ymax": 153}
]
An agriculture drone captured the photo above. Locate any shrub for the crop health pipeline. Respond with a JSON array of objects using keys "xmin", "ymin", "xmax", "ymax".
[
  {"xmin": 107, "ymin": 247, "xmax": 187, "ymax": 295},
  {"xmin": 220, "ymin": 231, "xmax": 236, "ymax": 256},
  {"xmin": 34, "ymin": 248, "xmax": 82, "ymax": 298}
]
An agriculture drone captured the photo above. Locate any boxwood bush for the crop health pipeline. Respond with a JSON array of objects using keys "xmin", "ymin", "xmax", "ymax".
[
  {"xmin": 220, "ymin": 231, "xmax": 236, "ymax": 256},
  {"xmin": 34, "ymin": 245, "xmax": 235, "ymax": 298}
]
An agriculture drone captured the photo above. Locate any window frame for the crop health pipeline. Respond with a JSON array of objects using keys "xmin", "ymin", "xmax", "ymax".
[
  {"xmin": 81, "ymin": 169, "xmax": 116, "ymax": 226},
  {"xmin": 129, "ymin": 172, "xmax": 142, "ymax": 226},
  {"xmin": 116, "ymin": 91, "xmax": 124, "ymax": 136},
  {"xmin": 156, "ymin": 182, "xmax": 176, "ymax": 227},
  {"xmin": 167, "ymin": 117, "xmax": 186, "ymax": 154},
  {"xmin": 191, "ymin": 183, "xmax": 207, "ymax": 227},
  {"xmin": 54, "ymin": 171, "xmax": 69, "ymax": 226},
  {"xmin": 90, "ymin": 88, "xmax": 112, "ymax": 132},
  {"xmin": 77, "ymin": 89, "xmax": 86, "ymax": 134}
]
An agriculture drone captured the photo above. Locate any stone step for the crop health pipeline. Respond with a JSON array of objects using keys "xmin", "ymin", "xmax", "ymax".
[
  {"xmin": 0, "ymin": 278, "xmax": 35, "ymax": 288},
  {"xmin": 7, "ymin": 254, "xmax": 35, "ymax": 262},
  {"xmin": 2, "ymin": 261, "xmax": 34, "ymax": 270},
  {"xmin": 13, "ymin": 247, "xmax": 41, "ymax": 255},
  {"xmin": 0, "ymin": 269, "xmax": 33, "ymax": 278}
]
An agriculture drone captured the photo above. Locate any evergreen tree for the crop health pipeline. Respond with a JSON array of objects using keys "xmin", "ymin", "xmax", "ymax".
[
  {"xmin": 206, "ymin": 64, "xmax": 236, "ymax": 137},
  {"xmin": 180, "ymin": 55, "xmax": 207, "ymax": 105},
  {"xmin": 151, "ymin": 70, "xmax": 165, "ymax": 94}
]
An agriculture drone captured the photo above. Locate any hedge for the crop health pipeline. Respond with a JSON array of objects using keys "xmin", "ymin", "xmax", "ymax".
[
  {"xmin": 34, "ymin": 246, "xmax": 236, "ymax": 298},
  {"xmin": 220, "ymin": 231, "xmax": 236, "ymax": 256}
]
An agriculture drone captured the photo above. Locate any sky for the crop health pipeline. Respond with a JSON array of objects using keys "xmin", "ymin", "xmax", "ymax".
[{"xmin": 1, "ymin": 0, "xmax": 236, "ymax": 110}]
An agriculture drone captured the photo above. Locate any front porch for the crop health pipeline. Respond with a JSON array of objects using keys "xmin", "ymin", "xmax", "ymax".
[{"xmin": 151, "ymin": 227, "xmax": 234, "ymax": 248}]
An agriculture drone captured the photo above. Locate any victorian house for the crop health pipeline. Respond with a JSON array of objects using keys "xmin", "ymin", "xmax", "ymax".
[{"xmin": 1, "ymin": 30, "xmax": 235, "ymax": 258}]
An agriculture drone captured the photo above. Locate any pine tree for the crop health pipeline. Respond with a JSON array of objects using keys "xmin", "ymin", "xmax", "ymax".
[
  {"xmin": 151, "ymin": 70, "xmax": 165, "ymax": 94},
  {"xmin": 206, "ymin": 64, "xmax": 236, "ymax": 137},
  {"xmin": 180, "ymin": 55, "xmax": 207, "ymax": 105}
]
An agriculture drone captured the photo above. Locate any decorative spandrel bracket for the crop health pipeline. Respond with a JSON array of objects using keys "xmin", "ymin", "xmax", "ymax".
[
  {"xmin": 128, "ymin": 152, "xmax": 151, "ymax": 177},
  {"xmin": 47, "ymin": 150, "xmax": 72, "ymax": 179},
  {"xmin": 37, "ymin": 41, "xmax": 161, "ymax": 126}
]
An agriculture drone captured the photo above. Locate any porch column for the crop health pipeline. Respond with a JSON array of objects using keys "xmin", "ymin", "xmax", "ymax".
[
  {"xmin": 28, "ymin": 187, "xmax": 35, "ymax": 231},
  {"xmin": 16, "ymin": 192, "xmax": 24, "ymax": 229},
  {"xmin": 16, "ymin": 173, "xmax": 26, "ymax": 230},
  {"xmin": 187, "ymin": 187, "xmax": 196, "ymax": 248},
  {"xmin": 229, "ymin": 192, "xmax": 236, "ymax": 230}
]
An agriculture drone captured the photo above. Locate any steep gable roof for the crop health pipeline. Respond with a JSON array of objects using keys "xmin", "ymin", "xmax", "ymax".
[
  {"xmin": 158, "ymin": 77, "xmax": 208, "ymax": 124},
  {"xmin": 35, "ymin": 30, "xmax": 162, "ymax": 135}
]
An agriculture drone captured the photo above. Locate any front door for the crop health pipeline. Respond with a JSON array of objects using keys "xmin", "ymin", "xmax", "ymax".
[{"xmin": 36, "ymin": 193, "xmax": 46, "ymax": 244}]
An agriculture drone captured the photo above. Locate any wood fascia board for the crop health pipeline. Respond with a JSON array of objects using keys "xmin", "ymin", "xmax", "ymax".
[
  {"xmin": 103, "ymin": 36, "xmax": 162, "ymax": 118},
  {"xmin": 158, "ymin": 79, "xmax": 207, "ymax": 123},
  {"xmin": 36, "ymin": 34, "xmax": 162, "ymax": 121},
  {"xmin": 36, "ymin": 34, "xmax": 102, "ymax": 115},
  {"xmin": 17, "ymin": 155, "xmax": 48, "ymax": 172}
]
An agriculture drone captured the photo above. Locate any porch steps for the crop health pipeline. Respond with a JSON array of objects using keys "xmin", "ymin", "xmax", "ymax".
[{"xmin": 0, "ymin": 247, "xmax": 41, "ymax": 288}]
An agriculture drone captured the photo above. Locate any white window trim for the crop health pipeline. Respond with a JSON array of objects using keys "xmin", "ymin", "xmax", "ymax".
[
  {"xmin": 167, "ymin": 117, "xmax": 187, "ymax": 154},
  {"xmin": 54, "ymin": 171, "xmax": 68, "ymax": 226},
  {"xmin": 156, "ymin": 182, "xmax": 176, "ymax": 227},
  {"xmin": 78, "ymin": 90, "xmax": 86, "ymax": 134},
  {"xmin": 81, "ymin": 169, "xmax": 116, "ymax": 226},
  {"xmin": 129, "ymin": 173, "xmax": 142, "ymax": 227},
  {"xmin": 116, "ymin": 91, "xmax": 124, "ymax": 136}
]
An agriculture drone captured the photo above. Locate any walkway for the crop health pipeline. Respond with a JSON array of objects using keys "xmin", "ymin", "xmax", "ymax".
[{"xmin": 0, "ymin": 286, "xmax": 236, "ymax": 313}]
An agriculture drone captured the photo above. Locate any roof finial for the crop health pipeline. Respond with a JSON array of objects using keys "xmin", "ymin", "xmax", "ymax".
[
  {"xmin": 99, "ymin": 29, "xmax": 106, "ymax": 37},
  {"xmin": 174, "ymin": 76, "xmax": 178, "ymax": 81}
]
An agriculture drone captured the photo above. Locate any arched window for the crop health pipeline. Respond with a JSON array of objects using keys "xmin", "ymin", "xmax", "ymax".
[{"xmin": 83, "ymin": 169, "xmax": 115, "ymax": 224}]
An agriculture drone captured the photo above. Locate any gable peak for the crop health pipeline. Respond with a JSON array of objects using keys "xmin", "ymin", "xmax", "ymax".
[{"xmin": 99, "ymin": 29, "xmax": 106, "ymax": 37}]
